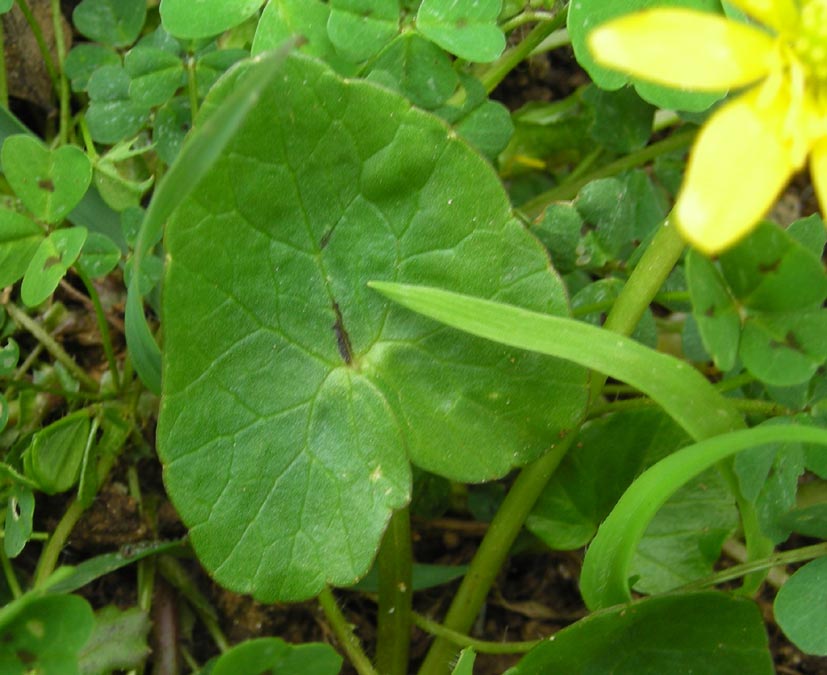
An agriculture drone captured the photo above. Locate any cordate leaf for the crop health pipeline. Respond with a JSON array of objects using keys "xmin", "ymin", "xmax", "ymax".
[
  {"xmin": 327, "ymin": 0, "xmax": 400, "ymax": 62},
  {"xmin": 416, "ymin": 0, "xmax": 505, "ymax": 63},
  {"xmin": 1, "ymin": 135, "xmax": 92, "ymax": 225},
  {"xmin": 160, "ymin": 0, "xmax": 266, "ymax": 39},
  {"xmin": 159, "ymin": 53, "xmax": 587, "ymax": 601},
  {"xmin": 73, "ymin": 0, "xmax": 146, "ymax": 47}
]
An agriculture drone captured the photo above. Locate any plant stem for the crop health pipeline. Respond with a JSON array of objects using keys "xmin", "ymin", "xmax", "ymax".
[
  {"xmin": 76, "ymin": 267, "xmax": 121, "ymax": 391},
  {"xmin": 477, "ymin": 14, "xmax": 566, "ymax": 94},
  {"xmin": 4, "ymin": 302, "xmax": 99, "ymax": 392},
  {"xmin": 520, "ymin": 128, "xmax": 696, "ymax": 218},
  {"xmin": 186, "ymin": 55, "xmax": 199, "ymax": 125},
  {"xmin": 33, "ymin": 497, "xmax": 84, "ymax": 587},
  {"xmin": 0, "ymin": 19, "xmax": 8, "ymax": 109},
  {"xmin": 157, "ymin": 555, "xmax": 229, "ymax": 653},
  {"xmin": 33, "ymin": 435, "xmax": 120, "ymax": 586},
  {"xmin": 589, "ymin": 217, "xmax": 686, "ymax": 402},
  {"xmin": 0, "ymin": 547, "xmax": 22, "ymax": 598},
  {"xmin": 500, "ymin": 10, "xmax": 558, "ymax": 34},
  {"xmin": 376, "ymin": 506, "xmax": 412, "ymax": 675},
  {"xmin": 49, "ymin": 0, "xmax": 68, "ymax": 145},
  {"xmin": 318, "ymin": 587, "xmax": 378, "ymax": 675},
  {"xmin": 412, "ymin": 612, "xmax": 542, "ymax": 654},
  {"xmin": 588, "ymin": 395, "xmax": 796, "ymax": 419},
  {"xmin": 417, "ymin": 432, "xmax": 577, "ymax": 675},
  {"xmin": 682, "ymin": 540, "xmax": 827, "ymax": 592}
]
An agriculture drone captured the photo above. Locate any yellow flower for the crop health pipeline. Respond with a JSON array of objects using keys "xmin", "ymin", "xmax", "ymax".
[{"xmin": 588, "ymin": 0, "xmax": 827, "ymax": 254}]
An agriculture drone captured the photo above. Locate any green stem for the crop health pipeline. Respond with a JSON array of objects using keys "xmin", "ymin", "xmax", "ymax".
[
  {"xmin": 50, "ymin": 0, "xmax": 68, "ymax": 145},
  {"xmin": 0, "ymin": 547, "xmax": 22, "ymax": 598},
  {"xmin": 186, "ymin": 54, "xmax": 199, "ymax": 125},
  {"xmin": 500, "ymin": 10, "xmax": 558, "ymax": 34},
  {"xmin": 33, "ymin": 430, "xmax": 120, "ymax": 587},
  {"xmin": 520, "ymin": 128, "xmax": 696, "ymax": 218},
  {"xmin": 715, "ymin": 372, "xmax": 757, "ymax": 393},
  {"xmin": 417, "ymin": 433, "xmax": 577, "ymax": 675},
  {"xmin": 589, "ymin": 217, "xmax": 685, "ymax": 402},
  {"xmin": 157, "ymin": 555, "xmax": 229, "ymax": 653},
  {"xmin": 4, "ymin": 302, "xmax": 99, "ymax": 392},
  {"xmin": 33, "ymin": 498, "xmax": 84, "ymax": 587},
  {"xmin": 76, "ymin": 267, "xmax": 121, "ymax": 391},
  {"xmin": 588, "ymin": 395, "xmax": 796, "ymax": 419},
  {"xmin": 412, "ymin": 612, "xmax": 541, "ymax": 654},
  {"xmin": 15, "ymin": 0, "xmax": 59, "ymax": 96},
  {"xmin": 478, "ymin": 14, "xmax": 566, "ymax": 94},
  {"xmin": 376, "ymin": 506, "xmax": 412, "ymax": 675},
  {"xmin": 318, "ymin": 587, "xmax": 378, "ymax": 675},
  {"xmin": 0, "ymin": 19, "xmax": 8, "ymax": 109}
]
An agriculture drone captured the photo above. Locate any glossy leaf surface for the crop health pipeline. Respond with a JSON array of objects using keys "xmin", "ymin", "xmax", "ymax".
[
  {"xmin": 159, "ymin": 54, "xmax": 586, "ymax": 601},
  {"xmin": 507, "ymin": 592, "xmax": 773, "ymax": 674}
]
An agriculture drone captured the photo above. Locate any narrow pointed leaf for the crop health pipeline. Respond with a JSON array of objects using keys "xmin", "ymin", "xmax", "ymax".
[{"xmin": 367, "ymin": 282, "xmax": 743, "ymax": 439}]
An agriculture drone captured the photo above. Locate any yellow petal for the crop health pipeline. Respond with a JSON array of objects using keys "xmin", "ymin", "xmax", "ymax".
[
  {"xmin": 588, "ymin": 9, "xmax": 776, "ymax": 91},
  {"xmin": 810, "ymin": 136, "xmax": 827, "ymax": 221},
  {"xmin": 725, "ymin": 0, "xmax": 800, "ymax": 33},
  {"xmin": 675, "ymin": 88, "xmax": 797, "ymax": 254}
]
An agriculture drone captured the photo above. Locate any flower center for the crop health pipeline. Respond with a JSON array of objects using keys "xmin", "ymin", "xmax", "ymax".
[{"xmin": 795, "ymin": 0, "xmax": 827, "ymax": 83}]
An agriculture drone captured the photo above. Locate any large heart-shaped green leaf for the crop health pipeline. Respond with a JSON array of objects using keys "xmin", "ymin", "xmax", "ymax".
[{"xmin": 159, "ymin": 54, "xmax": 587, "ymax": 601}]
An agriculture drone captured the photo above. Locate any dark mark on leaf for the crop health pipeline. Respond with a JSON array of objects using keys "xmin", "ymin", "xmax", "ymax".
[
  {"xmin": 758, "ymin": 258, "xmax": 781, "ymax": 274},
  {"xmin": 770, "ymin": 331, "xmax": 803, "ymax": 352},
  {"xmin": 320, "ymin": 229, "xmax": 332, "ymax": 249},
  {"xmin": 785, "ymin": 330, "xmax": 802, "ymax": 351},
  {"xmin": 704, "ymin": 306, "xmax": 716, "ymax": 318},
  {"xmin": 17, "ymin": 649, "xmax": 37, "ymax": 664},
  {"xmin": 43, "ymin": 255, "xmax": 62, "ymax": 271},
  {"xmin": 332, "ymin": 301, "xmax": 353, "ymax": 365},
  {"xmin": 37, "ymin": 178, "xmax": 55, "ymax": 192}
]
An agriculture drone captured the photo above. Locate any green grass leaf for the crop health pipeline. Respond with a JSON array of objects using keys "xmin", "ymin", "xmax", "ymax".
[
  {"xmin": 366, "ymin": 282, "xmax": 743, "ymax": 439},
  {"xmin": 579, "ymin": 425, "xmax": 827, "ymax": 609}
]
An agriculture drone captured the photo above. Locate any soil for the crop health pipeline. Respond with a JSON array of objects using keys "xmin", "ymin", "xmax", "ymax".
[{"xmin": 12, "ymin": 15, "xmax": 827, "ymax": 675}]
